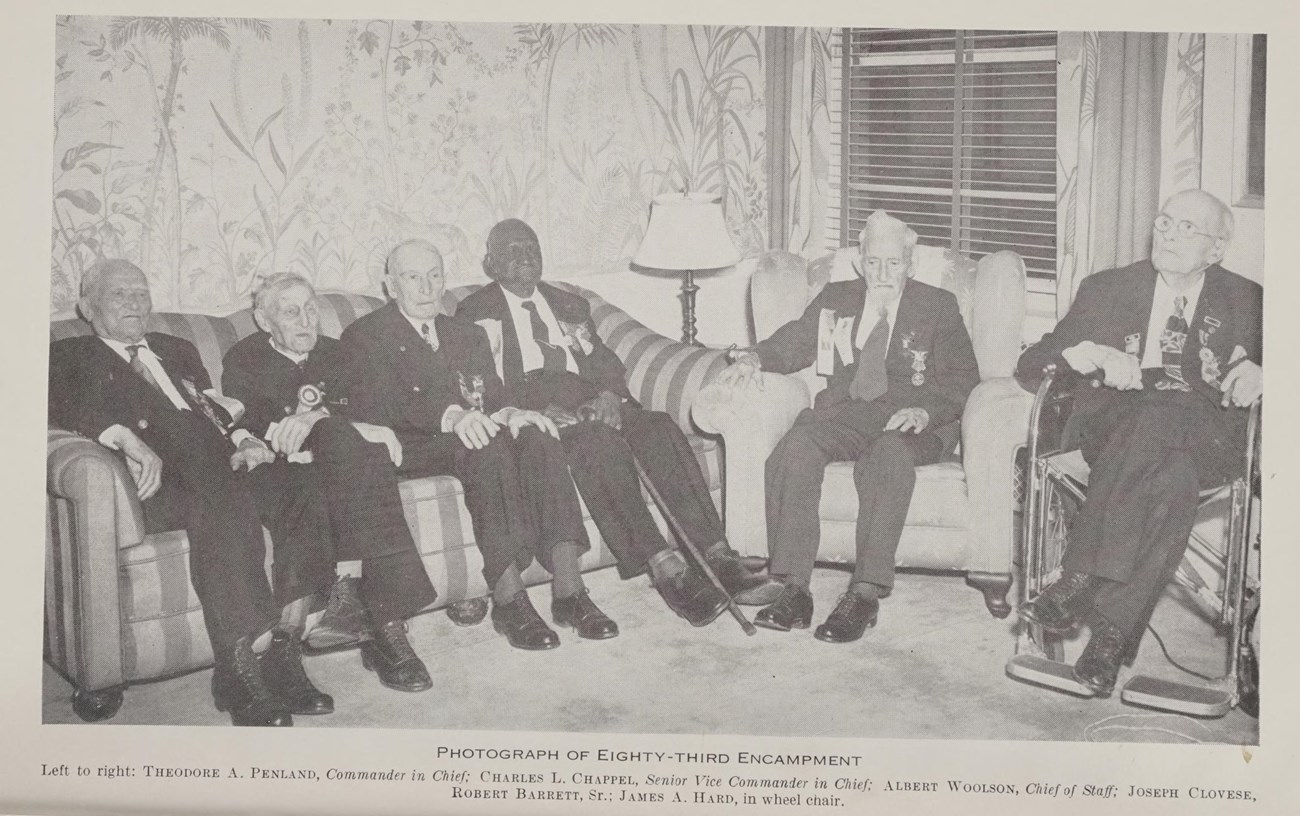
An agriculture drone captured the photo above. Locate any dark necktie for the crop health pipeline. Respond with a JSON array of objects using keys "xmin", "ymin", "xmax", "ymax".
[
  {"xmin": 849, "ymin": 308, "xmax": 890, "ymax": 402},
  {"xmin": 420, "ymin": 321, "xmax": 439, "ymax": 352},
  {"xmin": 126, "ymin": 343, "xmax": 168, "ymax": 396},
  {"xmin": 1158, "ymin": 295, "xmax": 1191, "ymax": 391},
  {"xmin": 522, "ymin": 301, "xmax": 567, "ymax": 372}
]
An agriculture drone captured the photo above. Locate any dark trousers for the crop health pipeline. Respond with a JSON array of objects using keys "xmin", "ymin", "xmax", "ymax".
[
  {"xmin": 559, "ymin": 408, "xmax": 721, "ymax": 579},
  {"xmin": 304, "ymin": 417, "xmax": 436, "ymax": 625},
  {"xmin": 396, "ymin": 427, "xmax": 587, "ymax": 586},
  {"xmin": 1066, "ymin": 391, "xmax": 1244, "ymax": 640},
  {"xmin": 765, "ymin": 400, "xmax": 944, "ymax": 588},
  {"xmin": 140, "ymin": 414, "xmax": 333, "ymax": 654}
]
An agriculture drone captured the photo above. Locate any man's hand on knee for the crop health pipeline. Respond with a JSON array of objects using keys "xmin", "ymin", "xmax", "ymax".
[
  {"xmin": 454, "ymin": 409, "xmax": 499, "ymax": 450},
  {"xmin": 884, "ymin": 407, "xmax": 929, "ymax": 434}
]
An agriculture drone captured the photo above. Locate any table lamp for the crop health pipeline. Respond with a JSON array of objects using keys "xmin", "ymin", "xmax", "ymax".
[{"xmin": 632, "ymin": 192, "xmax": 742, "ymax": 346}]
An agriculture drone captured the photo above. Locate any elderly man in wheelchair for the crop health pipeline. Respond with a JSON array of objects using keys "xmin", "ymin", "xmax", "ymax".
[{"xmin": 1007, "ymin": 190, "xmax": 1261, "ymax": 715}]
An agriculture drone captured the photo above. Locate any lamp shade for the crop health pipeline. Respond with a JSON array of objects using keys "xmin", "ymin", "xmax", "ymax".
[{"xmin": 632, "ymin": 192, "xmax": 741, "ymax": 271}]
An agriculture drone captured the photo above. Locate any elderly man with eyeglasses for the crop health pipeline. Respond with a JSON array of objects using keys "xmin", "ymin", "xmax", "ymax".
[{"xmin": 1016, "ymin": 189, "xmax": 1262, "ymax": 696}]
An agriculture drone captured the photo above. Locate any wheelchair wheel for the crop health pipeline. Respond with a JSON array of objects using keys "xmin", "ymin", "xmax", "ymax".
[{"xmin": 1237, "ymin": 602, "xmax": 1259, "ymax": 718}]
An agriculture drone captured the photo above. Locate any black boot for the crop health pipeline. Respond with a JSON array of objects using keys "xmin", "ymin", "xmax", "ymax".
[
  {"xmin": 360, "ymin": 620, "xmax": 433, "ymax": 692},
  {"xmin": 1072, "ymin": 616, "xmax": 1130, "ymax": 696},
  {"xmin": 306, "ymin": 576, "xmax": 371, "ymax": 650},
  {"xmin": 261, "ymin": 628, "xmax": 334, "ymax": 715},
  {"xmin": 1018, "ymin": 571, "xmax": 1104, "ymax": 633},
  {"xmin": 211, "ymin": 638, "xmax": 293, "ymax": 727}
]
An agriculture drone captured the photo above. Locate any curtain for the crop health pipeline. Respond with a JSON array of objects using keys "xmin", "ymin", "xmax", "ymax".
[
  {"xmin": 766, "ymin": 27, "xmax": 833, "ymax": 256},
  {"xmin": 1056, "ymin": 32, "xmax": 1167, "ymax": 316},
  {"xmin": 1158, "ymin": 33, "xmax": 1206, "ymax": 203}
]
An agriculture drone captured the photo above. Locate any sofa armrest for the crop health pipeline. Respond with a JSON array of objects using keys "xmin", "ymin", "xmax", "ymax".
[
  {"xmin": 692, "ymin": 374, "xmax": 811, "ymax": 557},
  {"xmin": 960, "ymin": 378, "xmax": 1034, "ymax": 575},
  {"xmin": 46, "ymin": 429, "xmax": 148, "ymax": 691}
]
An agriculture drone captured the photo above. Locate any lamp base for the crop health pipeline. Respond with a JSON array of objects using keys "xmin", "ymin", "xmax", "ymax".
[{"xmin": 680, "ymin": 269, "xmax": 699, "ymax": 346}]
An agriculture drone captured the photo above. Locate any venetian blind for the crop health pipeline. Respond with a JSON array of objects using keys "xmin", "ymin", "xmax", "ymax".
[{"xmin": 826, "ymin": 29, "xmax": 1058, "ymax": 286}]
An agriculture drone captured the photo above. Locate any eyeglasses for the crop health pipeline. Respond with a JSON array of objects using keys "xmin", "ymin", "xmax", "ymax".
[{"xmin": 1153, "ymin": 214, "xmax": 1217, "ymax": 240}]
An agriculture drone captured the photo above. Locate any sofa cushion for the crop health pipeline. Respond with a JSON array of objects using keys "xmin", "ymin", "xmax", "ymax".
[{"xmin": 819, "ymin": 459, "xmax": 969, "ymax": 530}]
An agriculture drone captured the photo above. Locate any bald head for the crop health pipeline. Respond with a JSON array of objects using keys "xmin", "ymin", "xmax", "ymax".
[
  {"xmin": 386, "ymin": 239, "xmax": 445, "ymax": 320},
  {"xmin": 483, "ymin": 218, "xmax": 544, "ymax": 297},
  {"xmin": 857, "ymin": 211, "xmax": 917, "ymax": 306},
  {"xmin": 1151, "ymin": 189, "xmax": 1234, "ymax": 283}
]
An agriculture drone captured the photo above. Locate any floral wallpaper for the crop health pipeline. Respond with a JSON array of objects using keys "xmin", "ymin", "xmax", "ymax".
[{"xmin": 51, "ymin": 17, "xmax": 768, "ymax": 313}]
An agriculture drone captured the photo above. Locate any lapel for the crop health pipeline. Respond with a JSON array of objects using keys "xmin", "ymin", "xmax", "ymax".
[
  {"xmin": 97, "ymin": 334, "xmax": 180, "ymax": 413},
  {"xmin": 1129, "ymin": 262, "xmax": 1160, "ymax": 345},
  {"xmin": 538, "ymin": 282, "xmax": 589, "ymax": 363},
  {"xmin": 379, "ymin": 301, "xmax": 436, "ymax": 357},
  {"xmin": 889, "ymin": 281, "xmax": 920, "ymax": 356}
]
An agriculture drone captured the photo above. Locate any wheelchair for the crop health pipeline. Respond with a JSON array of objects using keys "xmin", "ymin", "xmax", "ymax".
[{"xmin": 1005, "ymin": 364, "xmax": 1260, "ymax": 717}]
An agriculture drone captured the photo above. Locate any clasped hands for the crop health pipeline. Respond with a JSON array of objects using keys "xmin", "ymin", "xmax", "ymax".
[
  {"xmin": 542, "ymin": 391, "xmax": 623, "ymax": 431},
  {"xmin": 452, "ymin": 406, "xmax": 559, "ymax": 450}
]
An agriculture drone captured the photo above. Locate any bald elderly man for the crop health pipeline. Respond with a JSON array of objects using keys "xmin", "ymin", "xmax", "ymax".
[
  {"xmin": 716, "ymin": 211, "xmax": 980, "ymax": 643},
  {"xmin": 1016, "ymin": 189, "xmax": 1262, "ymax": 695},
  {"xmin": 338, "ymin": 240, "xmax": 604, "ymax": 651}
]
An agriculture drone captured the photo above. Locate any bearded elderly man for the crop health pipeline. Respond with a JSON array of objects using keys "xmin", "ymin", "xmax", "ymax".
[
  {"xmin": 455, "ymin": 218, "xmax": 767, "ymax": 632},
  {"xmin": 1016, "ymin": 189, "xmax": 1262, "ymax": 695},
  {"xmin": 339, "ymin": 239, "xmax": 603, "ymax": 651},
  {"xmin": 221, "ymin": 272, "xmax": 438, "ymax": 693},
  {"xmin": 48, "ymin": 260, "xmax": 341, "ymax": 727},
  {"xmin": 716, "ymin": 211, "xmax": 980, "ymax": 643}
]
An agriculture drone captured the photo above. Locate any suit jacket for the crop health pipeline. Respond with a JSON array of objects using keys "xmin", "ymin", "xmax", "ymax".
[
  {"xmin": 753, "ymin": 278, "xmax": 980, "ymax": 430},
  {"xmin": 455, "ymin": 281, "xmax": 635, "ymax": 411},
  {"xmin": 48, "ymin": 332, "xmax": 234, "ymax": 447},
  {"xmin": 336, "ymin": 301, "xmax": 505, "ymax": 436},
  {"xmin": 1017, "ymin": 260, "xmax": 1262, "ymax": 438},
  {"xmin": 221, "ymin": 333, "xmax": 349, "ymax": 438}
]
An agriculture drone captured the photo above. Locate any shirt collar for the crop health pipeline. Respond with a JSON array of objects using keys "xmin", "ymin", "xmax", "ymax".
[
  {"xmin": 396, "ymin": 305, "xmax": 438, "ymax": 339},
  {"xmin": 100, "ymin": 335, "xmax": 150, "ymax": 360},
  {"xmin": 501, "ymin": 285, "xmax": 541, "ymax": 310},
  {"xmin": 267, "ymin": 335, "xmax": 310, "ymax": 364},
  {"xmin": 1154, "ymin": 270, "xmax": 1206, "ymax": 314}
]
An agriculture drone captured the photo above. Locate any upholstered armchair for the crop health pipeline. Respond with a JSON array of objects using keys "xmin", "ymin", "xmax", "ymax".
[{"xmin": 692, "ymin": 244, "xmax": 1034, "ymax": 616}]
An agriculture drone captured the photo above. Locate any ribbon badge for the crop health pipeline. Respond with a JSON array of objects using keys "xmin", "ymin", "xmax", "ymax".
[
  {"xmin": 1200, "ymin": 345, "xmax": 1222, "ymax": 388},
  {"xmin": 181, "ymin": 378, "xmax": 230, "ymax": 435},
  {"xmin": 560, "ymin": 321, "xmax": 594, "ymax": 356},
  {"xmin": 296, "ymin": 383, "xmax": 323, "ymax": 413},
  {"xmin": 902, "ymin": 333, "xmax": 928, "ymax": 386},
  {"xmin": 458, "ymin": 371, "xmax": 486, "ymax": 412}
]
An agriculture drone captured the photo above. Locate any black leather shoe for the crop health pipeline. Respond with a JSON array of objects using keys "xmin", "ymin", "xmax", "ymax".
[
  {"xmin": 360, "ymin": 620, "xmax": 433, "ymax": 692},
  {"xmin": 814, "ymin": 593, "xmax": 879, "ymax": 643},
  {"xmin": 1072, "ymin": 617, "xmax": 1129, "ymax": 696},
  {"xmin": 261, "ymin": 629, "xmax": 334, "ymax": 715},
  {"xmin": 446, "ymin": 597, "xmax": 489, "ymax": 626},
  {"xmin": 733, "ymin": 577, "xmax": 784, "ymax": 606},
  {"xmin": 211, "ymin": 639, "xmax": 293, "ymax": 727},
  {"xmin": 655, "ymin": 567, "xmax": 727, "ymax": 627},
  {"xmin": 492, "ymin": 591, "xmax": 560, "ymax": 650},
  {"xmin": 306, "ymin": 576, "xmax": 370, "ymax": 651},
  {"xmin": 754, "ymin": 584, "xmax": 813, "ymax": 632},
  {"xmin": 707, "ymin": 554, "xmax": 772, "ymax": 598},
  {"xmin": 552, "ymin": 589, "xmax": 619, "ymax": 640},
  {"xmin": 1019, "ymin": 571, "xmax": 1103, "ymax": 634}
]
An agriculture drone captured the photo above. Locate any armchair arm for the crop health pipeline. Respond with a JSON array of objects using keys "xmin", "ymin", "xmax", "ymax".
[
  {"xmin": 46, "ymin": 429, "xmax": 148, "ymax": 692},
  {"xmin": 960, "ymin": 378, "xmax": 1035, "ymax": 575},
  {"xmin": 693, "ymin": 374, "xmax": 812, "ymax": 557}
]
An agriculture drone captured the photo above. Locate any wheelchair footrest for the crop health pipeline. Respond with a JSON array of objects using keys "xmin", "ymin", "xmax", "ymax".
[
  {"xmin": 1120, "ymin": 675, "xmax": 1233, "ymax": 718},
  {"xmin": 1006, "ymin": 655, "xmax": 1097, "ymax": 698}
]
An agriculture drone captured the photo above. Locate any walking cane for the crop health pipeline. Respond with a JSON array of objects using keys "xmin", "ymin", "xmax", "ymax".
[{"xmin": 627, "ymin": 453, "xmax": 757, "ymax": 636}]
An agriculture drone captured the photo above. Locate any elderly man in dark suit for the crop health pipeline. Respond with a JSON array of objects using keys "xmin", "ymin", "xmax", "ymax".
[
  {"xmin": 47, "ymin": 260, "xmax": 338, "ymax": 727},
  {"xmin": 221, "ymin": 272, "xmax": 437, "ymax": 693},
  {"xmin": 1016, "ymin": 189, "xmax": 1262, "ymax": 695},
  {"xmin": 338, "ymin": 239, "xmax": 609, "ymax": 651},
  {"xmin": 715, "ymin": 211, "xmax": 981, "ymax": 643},
  {"xmin": 455, "ymin": 219, "xmax": 765, "ymax": 631}
]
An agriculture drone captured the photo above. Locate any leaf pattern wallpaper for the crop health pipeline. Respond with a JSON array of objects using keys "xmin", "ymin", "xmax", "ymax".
[{"xmin": 51, "ymin": 17, "xmax": 769, "ymax": 313}]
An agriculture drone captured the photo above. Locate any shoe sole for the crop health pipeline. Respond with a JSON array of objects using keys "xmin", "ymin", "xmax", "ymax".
[
  {"xmin": 684, "ymin": 599, "xmax": 728, "ymax": 628},
  {"xmin": 212, "ymin": 697, "xmax": 294, "ymax": 726},
  {"xmin": 554, "ymin": 618, "xmax": 620, "ymax": 640},
  {"xmin": 1016, "ymin": 607, "xmax": 1080, "ymax": 635},
  {"xmin": 360, "ymin": 651, "xmax": 434, "ymax": 693},
  {"xmin": 753, "ymin": 616, "xmax": 810, "ymax": 633},
  {"xmin": 492, "ymin": 619, "xmax": 561, "ymax": 650}
]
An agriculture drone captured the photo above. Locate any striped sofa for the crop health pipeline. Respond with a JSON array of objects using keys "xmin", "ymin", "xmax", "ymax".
[{"xmin": 46, "ymin": 283, "xmax": 727, "ymax": 722}]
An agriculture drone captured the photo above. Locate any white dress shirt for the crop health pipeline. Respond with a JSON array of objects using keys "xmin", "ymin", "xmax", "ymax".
[
  {"xmin": 101, "ymin": 336, "xmax": 189, "ymax": 411},
  {"xmin": 1140, "ymin": 272, "xmax": 1206, "ymax": 369},
  {"xmin": 501, "ymin": 287, "xmax": 579, "ymax": 374},
  {"xmin": 853, "ymin": 294, "xmax": 903, "ymax": 353}
]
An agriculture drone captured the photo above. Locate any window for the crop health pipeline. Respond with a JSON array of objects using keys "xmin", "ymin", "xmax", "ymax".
[{"xmin": 827, "ymin": 29, "xmax": 1058, "ymax": 287}]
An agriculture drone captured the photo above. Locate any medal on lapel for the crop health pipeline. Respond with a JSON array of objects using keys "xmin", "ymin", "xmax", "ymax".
[
  {"xmin": 902, "ymin": 332, "xmax": 927, "ymax": 386},
  {"xmin": 296, "ymin": 383, "xmax": 323, "ymax": 413},
  {"xmin": 1199, "ymin": 315, "xmax": 1222, "ymax": 387},
  {"xmin": 458, "ymin": 371, "xmax": 486, "ymax": 412},
  {"xmin": 559, "ymin": 321, "xmax": 594, "ymax": 356}
]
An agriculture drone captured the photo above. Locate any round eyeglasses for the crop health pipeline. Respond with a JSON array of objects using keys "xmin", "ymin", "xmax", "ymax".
[{"xmin": 1153, "ymin": 214, "xmax": 1216, "ymax": 240}]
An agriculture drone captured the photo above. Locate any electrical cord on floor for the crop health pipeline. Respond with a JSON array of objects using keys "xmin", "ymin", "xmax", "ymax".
[{"xmin": 1144, "ymin": 624, "xmax": 1221, "ymax": 683}]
